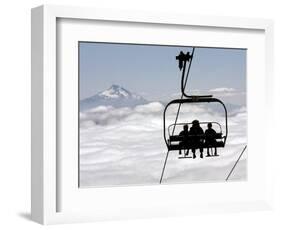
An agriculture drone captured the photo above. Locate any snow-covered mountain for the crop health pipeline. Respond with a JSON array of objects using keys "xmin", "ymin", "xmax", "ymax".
[{"xmin": 80, "ymin": 84, "xmax": 148, "ymax": 111}]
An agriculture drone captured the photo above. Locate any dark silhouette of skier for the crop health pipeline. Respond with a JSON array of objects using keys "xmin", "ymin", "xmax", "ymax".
[
  {"xmin": 179, "ymin": 124, "xmax": 189, "ymax": 156},
  {"xmin": 189, "ymin": 120, "xmax": 204, "ymax": 158},
  {"xmin": 205, "ymin": 123, "xmax": 218, "ymax": 156}
]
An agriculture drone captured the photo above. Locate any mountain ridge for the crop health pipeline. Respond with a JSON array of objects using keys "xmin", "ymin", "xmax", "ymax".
[{"xmin": 80, "ymin": 84, "xmax": 148, "ymax": 111}]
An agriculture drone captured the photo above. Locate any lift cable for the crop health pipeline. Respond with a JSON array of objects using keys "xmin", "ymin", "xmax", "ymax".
[
  {"xmin": 225, "ymin": 145, "xmax": 247, "ymax": 181},
  {"xmin": 159, "ymin": 48, "xmax": 195, "ymax": 184}
]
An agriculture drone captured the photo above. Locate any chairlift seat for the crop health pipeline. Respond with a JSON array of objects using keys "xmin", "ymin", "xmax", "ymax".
[
  {"xmin": 168, "ymin": 133, "xmax": 225, "ymax": 151},
  {"xmin": 169, "ymin": 135, "xmax": 184, "ymax": 142}
]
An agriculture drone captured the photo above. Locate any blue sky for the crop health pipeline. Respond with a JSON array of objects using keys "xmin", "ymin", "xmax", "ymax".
[{"xmin": 79, "ymin": 42, "xmax": 246, "ymax": 102}]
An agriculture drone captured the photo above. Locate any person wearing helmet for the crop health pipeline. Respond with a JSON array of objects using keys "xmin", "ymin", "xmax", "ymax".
[{"xmin": 189, "ymin": 120, "xmax": 204, "ymax": 158}]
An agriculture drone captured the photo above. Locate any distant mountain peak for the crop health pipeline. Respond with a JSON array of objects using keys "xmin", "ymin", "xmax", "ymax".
[
  {"xmin": 98, "ymin": 84, "xmax": 132, "ymax": 99},
  {"xmin": 80, "ymin": 85, "xmax": 147, "ymax": 111}
]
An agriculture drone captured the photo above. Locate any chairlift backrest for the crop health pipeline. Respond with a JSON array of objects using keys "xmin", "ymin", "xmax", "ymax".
[{"xmin": 168, "ymin": 122, "xmax": 223, "ymax": 137}]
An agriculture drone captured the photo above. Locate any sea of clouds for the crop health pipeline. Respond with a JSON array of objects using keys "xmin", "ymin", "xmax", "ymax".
[{"xmin": 79, "ymin": 102, "xmax": 247, "ymax": 187}]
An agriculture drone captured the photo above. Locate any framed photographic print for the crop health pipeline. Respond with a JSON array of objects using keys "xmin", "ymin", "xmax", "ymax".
[
  {"xmin": 31, "ymin": 5, "xmax": 274, "ymax": 224},
  {"xmin": 78, "ymin": 42, "xmax": 247, "ymax": 187}
]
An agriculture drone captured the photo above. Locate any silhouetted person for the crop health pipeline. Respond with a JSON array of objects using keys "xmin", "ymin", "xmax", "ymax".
[
  {"xmin": 179, "ymin": 124, "xmax": 189, "ymax": 156},
  {"xmin": 205, "ymin": 123, "xmax": 218, "ymax": 156},
  {"xmin": 189, "ymin": 120, "xmax": 204, "ymax": 158}
]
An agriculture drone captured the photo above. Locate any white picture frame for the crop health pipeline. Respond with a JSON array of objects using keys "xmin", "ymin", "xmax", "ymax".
[{"xmin": 31, "ymin": 5, "xmax": 274, "ymax": 225}]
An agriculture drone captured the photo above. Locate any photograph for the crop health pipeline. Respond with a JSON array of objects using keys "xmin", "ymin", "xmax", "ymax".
[{"xmin": 79, "ymin": 42, "xmax": 247, "ymax": 187}]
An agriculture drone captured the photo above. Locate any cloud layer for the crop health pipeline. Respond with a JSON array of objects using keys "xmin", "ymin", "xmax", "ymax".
[
  {"xmin": 80, "ymin": 102, "xmax": 247, "ymax": 187},
  {"xmin": 171, "ymin": 87, "xmax": 246, "ymax": 106}
]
